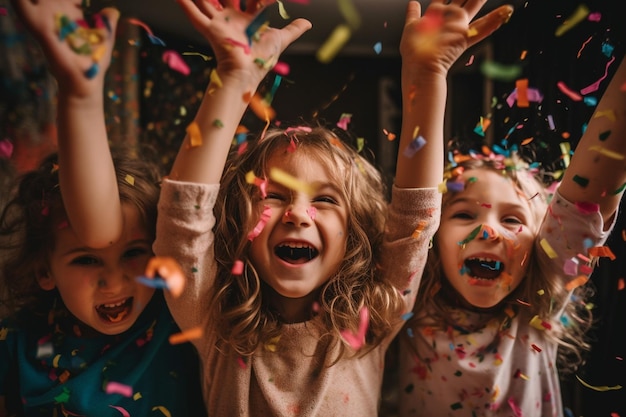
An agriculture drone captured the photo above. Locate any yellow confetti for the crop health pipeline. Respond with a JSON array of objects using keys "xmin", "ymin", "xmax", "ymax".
[
  {"xmin": 575, "ymin": 375, "xmax": 623, "ymax": 391},
  {"xmin": 124, "ymin": 174, "xmax": 135, "ymax": 186},
  {"xmin": 52, "ymin": 353, "xmax": 61, "ymax": 368},
  {"xmin": 338, "ymin": 0, "xmax": 361, "ymax": 29},
  {"xmin": 276, "ymin": 0, "xmax": 290, "ymax": 19},
  {"xmin": 594, "ymin": 109, "xmax": 616, "ymax": 122},
  {"xmin": 316, "ymin": 24, "xmax": 352, "ymax": 64},
  {"xmin": 152, "ymin": 406, "xmax": 172, "ymax": 417},
  {"xmin": 555, "ymin": 4, "xmax": 589, "ymax": 37},
  {"xmin": 264, "ymin": 336, "xmax": 281, "ymax": 352},
  {"xmin": 209, "ymin": 68, "xmax": 222, "ymax": 88},
  {"xmin": 269, "ymin": 168, "xmax": 316, "ymax": 196},
  {"xmin": 539, "ymin": 238, "xmax": 558, "ymax": 258},
  {"xmin": 588, "ymin": 145, "xmax": 624, "ymax": 161}
]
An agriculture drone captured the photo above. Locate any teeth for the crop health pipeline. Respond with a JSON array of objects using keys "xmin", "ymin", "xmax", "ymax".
[
  {"xmin": 100, "ymin": 299, "xmax": 127, "ymax": 309},
  {"xmin": 280, "ymin": 243, "xmax": 313, "ymax": 250}
]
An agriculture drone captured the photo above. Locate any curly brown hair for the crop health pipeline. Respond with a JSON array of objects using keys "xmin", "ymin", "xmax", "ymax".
[
  {"xmin": 0, "ymin": 145, "xmax": 161, "ymax": 319},
  {"xmin": 211, "ymin": 126, "xmax": 406, "ymax": 359}
]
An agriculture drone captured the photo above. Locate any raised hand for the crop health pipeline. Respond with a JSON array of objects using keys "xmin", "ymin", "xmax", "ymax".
[
  {"xmin": 176, "ymin": 0, "xmax": 311, "ymax": 91},
  {"xmin": 10, "ymin": 0, "xmax": 120, "ymax": 97},
  {"xmin": 400, "ymin": 0, "xmax": 513, "ymax": 76},
  {"xmin": 143, "ymin": 257, "xmax": 187, "ymax": 298}
]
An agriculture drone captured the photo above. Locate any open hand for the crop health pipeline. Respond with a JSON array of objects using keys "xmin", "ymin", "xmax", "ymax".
[{"xmin": 10, "ymin": 0, "xmax": 120, "ymax": 96}]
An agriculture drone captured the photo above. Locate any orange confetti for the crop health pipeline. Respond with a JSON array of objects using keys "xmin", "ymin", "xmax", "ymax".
[
  {"xmin": 169, "ymin": 327, "xmax": 203, "ymax": 344},
  {"xmin": 588, "ymin": 246, "xmax": 616, "ymax": 260},
  {"xmin": 565, "ymin": 275, "xmax": 590, "ymax": 291},
  {"xmin": 248, "ymin": 93, "xmax": 276, "ymax": 121}
]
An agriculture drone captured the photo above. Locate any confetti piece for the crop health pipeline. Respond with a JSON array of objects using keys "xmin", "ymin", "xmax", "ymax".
[
  {"xmin": 340, "ymin": 306, "xmax": 369, "ymax": 350},
  {"xmin": 316, "ymin": 24, "xmax": 352, "ymax": 64},
  {"xmin": 186, "ymin": 122, "xmax": 202, "ymax": 147},
  {"xmin": 581, "ymin": 55, "xmax": 616, "ymax": 95},
  {"xmin": 248, "ymin": 93, "xmax": 276, "ymax": 121},
  {"xmin": 588, "ymin": 246, "xmax": 616, "ymax": 260},
  {"xmin": 403, "ymin": 135, "xmax": 426, "ymax": 158},
  {"xmin": 557, "ymin": 81, "xmax": 582, "ymax": 101},
  {"xmin": 539, "ymin": 238, "xmax": 557, "ymax": 259},
  {"xmin": 247, "ymin": 205, "xmax": 272, "ymax": 240},
  {"xmin": 152, "ymin": 406, "xmax": 172, "ymax": 417},
  {"xmin": 162, "ymin": 50, "xmax": 190, "ymax": 75},
  {"xmin": 575, "ymin": 375, "xmax": 622, "ymax": 391},
  {"xmin": 127, "ymin": 18, "xmax": 165, "ymax": 45},
  {"xmin": 0, "ymin": 138, "xmax": 13, "ymax": 159},
  {"xmin": 336, "ymin": 113, "xmax": 352, "ymax": 130},
  {"xmin": 105, "ymin": 381, "xmax": 133, "ymax": 397},
  {"xmin": 169, "ymin": 327, "xmax": 203, "ymax": 344},
  {"xmin": 565, "ymin": 275, "xmax": 590, "ymax": 291},
  {"xmin": 555, "ymin": 4, "xmax": 589, "ymax": 37},
  {"xmin": 588, "ymin": 145, "xmax": 624, "ymax": 160},
  {"xmin": 269, "ymin": 168, "xmax": 316, "ymax": 195},
  {"xmin": 515, "ymin": 79, "xmax": 529, "ymax": 107},
  {"xmin": 231, "ymin": 260, "xmax": 244, "ymax": 275},
  {"xmin": 481, "ymin": 61, "xmax": 522, "ymax": 82},
  {"xmin": 136, "ymin": 275, "xmax": 169, "ymax": 290},
  {"xmin": 109, "ymin": 405, "xmax": 130, "ymax": 417}
]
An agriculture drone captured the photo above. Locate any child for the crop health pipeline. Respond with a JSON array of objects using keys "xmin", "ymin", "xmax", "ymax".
[
  {"xmin": 149, "ymin": 0, "xmax": 511, "ymax": 415},
  {"xmin": 397, "ymin": 2, "xmax": 626, "ymax": 415},
  {"xmin": 1, "ymin": 1, "xmax": 204, "ymax": 416}
]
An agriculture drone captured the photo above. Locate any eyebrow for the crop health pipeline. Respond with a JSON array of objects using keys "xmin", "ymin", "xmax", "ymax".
[{"xmin": 60, "ymin": 238, "xmax": 152, "ymax": 257}]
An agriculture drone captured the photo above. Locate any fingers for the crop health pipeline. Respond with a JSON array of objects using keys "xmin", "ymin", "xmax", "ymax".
[
  {"xmin": 279, "ymin": 17, "xmax": 312, "ymax": 52},
  {"xmin": 467, "ymin": 4, "xmax": 514, "ymax": 48},
  {"xmin": 404, "ymin": 0, "xmax": 423, "ymax": 26},
  {"xmin": 143, "ymin": 257, "xmax": 186, "ymax": 298}
]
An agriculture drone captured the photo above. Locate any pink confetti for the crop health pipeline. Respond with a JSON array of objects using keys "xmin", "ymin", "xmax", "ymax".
[
  {"xmin": 225, "ymin": 38, "xmax": 251, "ymax": 54},
  {"xmin": 306, "ymin": 206, "xmax": 317, "ymax": 220},
  {"xmin": 580, "ymin": 55, "xmax": 615, "ymax": 95},
  {"xmin": 231, "ymin": 260, "xmax": 244, "ymax": 275},
  {"xmin": 273, "ymin": 61, "xmax": 290, "ymax": 76},
  {"xmin": 247, "ymin": 205, "xmax": 271, "ymax": 241},
  {"xmin": 340, "ymin": 306, "xmax": 369, "ymax": 350},
  {"xmin": 557, "ymin": 81, "xmax": 582, "ymax": 101},
  {"xmin": 0, "ymin": 138, "xmax": 13, "ymax": 158},
  {"xmin": 507, "ymin": 397, "xmax": 523, "ymax": 417},
  {"xmin": 587, "ymin": 12, "xmax": 602, "ymax": 22},
  {"xmin": 506, "ymin": 87, "xmax": 543, "ymax": 107},
  {"xmin": 108, "ymin": 405, "xmax": 131, "ymax": 417},
  {"xmin": 575, "ymin": 201, "xmax": 599, "ymax": 215},
  {"xmin": 105, "ymin": 381, "xmax": 133, "ymax": 397},
  {"xmin": 162, "ymin": 50, "xmax": 190, "ymax": 75}
]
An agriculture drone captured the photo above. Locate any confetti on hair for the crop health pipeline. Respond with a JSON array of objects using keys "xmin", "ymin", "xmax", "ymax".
[
  {"xmin": 108, "ymin": 405, "xmax": 131, "ymax": 417},
  {"xmin": 264, "ymin": 336, "xmax": 281, "ymax": 352},
  {"xmin": 540, "ymin": 238, "xmax": 558, "ymax": 259},
  {"xmin": 269, "ymin": 168, "xmax": 316, "ymax": 195},
  {"xmin": 588, "ymin": 246, "xmax": 616, "ymax": 260},
  {"xmin": 127, "ymin": 18, "xmax": 165, "ymax": 45},
  {"xmin": 245, "ymin": 171, "xmax": 268, "ymax": 197},
  {"xmin": 565, "ymin": 275, "xmax": 590, "ymax": 291},
  {"xmin": 555, "ymin": 4, "xmax": 589, "ymax": 37},
  {"xmin": 247, "ymin": 205, "xmax": 272, "ymax": 240},
  {"xmin": 564, "ymin": 258, "xmax": 579, "ymax": 276},
  {"xmin": 231, "ymin": 260, "xmax": 244, "ymax": 275},
  {"xmin": 162, "ymin": 50, "xmax": 190, "ymax": 75},
  {"xmin": 105, "ymin": 381, "xmax": 133, "ymax": 397},
  {"xmin": 316, "ymin": 24, "xmax": 352, "ymax": 63},
  {"xmin": 575, "ymin": 375, "xmax": 622, "ymax": 391},
  {"xmin": 581, "ymin": 55, "xmax": 615, "ymax": 95},
  {"xmin": 340, "ymin": 306, "xmax": 369, "ymax": 350},
  {"xmin": 336, "ymin": 113, "xmax": 352, "ymax": 130},
  {"xmin": 186, "ymin": 121, "xmax": 203, "ymax": 148},
  {"xmin": 169, "ymin": 327, "xmax": 203, "ymax": 344}
]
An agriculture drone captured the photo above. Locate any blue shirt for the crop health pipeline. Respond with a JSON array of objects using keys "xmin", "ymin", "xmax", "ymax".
[{"xmin": 0, "ymin": 291, "xmax": 206, "ymax": 416}]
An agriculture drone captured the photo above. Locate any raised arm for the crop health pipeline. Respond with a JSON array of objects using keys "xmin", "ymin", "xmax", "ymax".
[
  {"xmin": 167, "ymin": 0, "xmax": 311, "ymax": 184},
  {"xmin": 11, "ymin": 0, "xmax": 121, "ymax": 248},
  {"xmin": 558, "ymin": 55, "xmax": 626, "ymax": 226},
  {"xmin": 395, "ymin": 0, "xmax": 514, "ymax": 189}
]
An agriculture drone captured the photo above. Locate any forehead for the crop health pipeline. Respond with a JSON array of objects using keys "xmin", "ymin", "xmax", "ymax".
[
  {"xmin": 265, "ymin": 147, "xmax": 343, "ymax": 185},
  {"xmin": 452, "ymin": 168, "xmax": 532, "ymax": 205}
]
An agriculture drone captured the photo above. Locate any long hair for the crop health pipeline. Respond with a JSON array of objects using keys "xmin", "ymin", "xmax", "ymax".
[
  {"xmin": 410, "ymin": 152, "xmax": 594, "ymax": 373},
  {"xmin": 0, "ymin": 144, "xmax": 161, "ymax": 319},
  {"xmin": 211, "ymin": 125, "xmax": 406, "ymax": 358}
]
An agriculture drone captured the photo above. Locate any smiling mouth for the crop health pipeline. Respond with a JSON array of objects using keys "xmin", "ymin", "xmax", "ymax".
[
  {"xmin": 95, "ymin": 297, "xmax": 133, "ymax": 323},
  {"xmin": 275, "ymin": 243, "xmax": 319, "ymax": 264},
  {"xmin": 464, "ymin": 257, "xmax": 505, "ymax": 281}
]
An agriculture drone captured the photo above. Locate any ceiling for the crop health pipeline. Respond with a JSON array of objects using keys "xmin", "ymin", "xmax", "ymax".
[{"xmin": 96, "ymin": 0, "xmax": 517, "ymax": 57}]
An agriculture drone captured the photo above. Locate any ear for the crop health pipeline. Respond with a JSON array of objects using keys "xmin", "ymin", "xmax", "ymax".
[{"xmin": 37, "ymin": 273, "xmax": 56, "ymax": 291}]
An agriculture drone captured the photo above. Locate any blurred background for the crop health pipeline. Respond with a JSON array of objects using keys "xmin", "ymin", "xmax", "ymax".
[{"xmin": 1, "ymin": 0, "xmax": 625, "ymax": 415}]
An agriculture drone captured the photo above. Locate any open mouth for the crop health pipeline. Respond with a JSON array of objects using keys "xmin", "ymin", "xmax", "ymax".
[
  {"xmin": 275, "ymin": 243, "xmax": 319, "ymax": 264},
  {"xmin": 463, "ymin": 257, "xmax": 504, "ymax": 280},
  {"xmin": 95, "ymin": 297, "xmax": 133, "ymax": 323}
]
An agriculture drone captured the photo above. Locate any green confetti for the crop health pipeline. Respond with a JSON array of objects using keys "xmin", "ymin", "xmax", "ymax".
[
  {"xmin": 458, "ymin": 225, "xmax": 482, "ymax": 246},
  {"xmin": 572, "ymin": 175, "xmax": 589, "ymax": 188}
]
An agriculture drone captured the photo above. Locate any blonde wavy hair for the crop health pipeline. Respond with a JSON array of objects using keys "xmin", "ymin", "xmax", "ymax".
[
  {"xmin": 211, "ymin": 126, "xmax": 406, "ymax": 359},
  {"xmin": 409, "ymin": 152, "xmax": 594, "ymax": 374}
]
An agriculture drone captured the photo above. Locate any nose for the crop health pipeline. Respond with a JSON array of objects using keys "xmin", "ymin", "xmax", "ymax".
[
  {"xmin": 478, "ymin": 224, "xmax": 501, "ymax": 242},
  {"xmin": 282, "ymin": 200, "xmax": 313, "ymax": 227},
  {"xmin": 97, "ymin": 267, "xmax": 129, "ymax": 293}
]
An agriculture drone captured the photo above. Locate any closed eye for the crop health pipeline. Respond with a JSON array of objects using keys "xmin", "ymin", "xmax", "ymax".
[
  {"xmin": 313, "ymin": 195, "xmax": 339, "ymax": 205},
  {"xmin": 451, "ymin": 212, "xmax": 475, "ymax": 220},
  {"xmin": 123, "ymin": 247, "xmax": 151, "ymax": 260},
  {"xmin": 503, "ymin": 216, "xmax": 523, "ymax": 225}
]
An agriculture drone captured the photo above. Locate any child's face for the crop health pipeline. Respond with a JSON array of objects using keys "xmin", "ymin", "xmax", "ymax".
[
  {"xmin": 41, "ymin": 204, "xmax": 155, "ymax": 335},
  {"xmin": 249, "ymin": 149, "xmax": 349, "ymax": 314},
  {"xmin": 437, "ymin": 168, "xmax": 538, "ymax": 309}
]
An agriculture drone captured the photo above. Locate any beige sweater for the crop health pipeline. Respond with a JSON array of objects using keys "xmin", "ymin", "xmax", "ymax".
[{"xmin": 154, "ymin": 179, "xmax": 441, "ymax": 417}]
